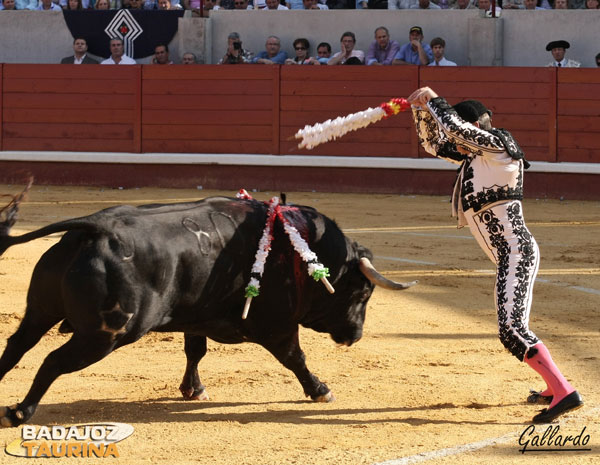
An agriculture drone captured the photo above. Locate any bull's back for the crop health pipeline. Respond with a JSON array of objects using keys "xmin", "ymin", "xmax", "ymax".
[{"xmin": 67, "ymin": 198, "xmax": 266, "ymax": 327}]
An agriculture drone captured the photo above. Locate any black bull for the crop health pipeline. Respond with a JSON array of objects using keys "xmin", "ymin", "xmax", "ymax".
[{"xmin": 0, "ymin": 193, "xmax": 414, "ymax": 426}]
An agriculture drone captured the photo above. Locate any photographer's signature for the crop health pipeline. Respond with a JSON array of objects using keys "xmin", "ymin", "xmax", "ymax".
[{"xmin": 519, "ymin": 424, "xmax": 591, "ymax": 454}]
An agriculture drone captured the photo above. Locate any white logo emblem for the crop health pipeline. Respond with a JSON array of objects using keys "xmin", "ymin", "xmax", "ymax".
[{"xmin": 105, "ymin": 10, "xmax": 143, "ymax": 58}]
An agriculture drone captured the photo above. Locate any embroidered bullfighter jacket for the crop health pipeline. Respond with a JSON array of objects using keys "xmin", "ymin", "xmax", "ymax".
[{"xmin": 412, "ymin": 97, "xmax": 528, "ymax": 227}]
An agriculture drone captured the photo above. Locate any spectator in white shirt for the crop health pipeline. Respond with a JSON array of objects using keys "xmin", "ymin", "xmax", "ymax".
[
  {"xmin": 101, "ymin": 38, "xmax": 137, "ymax": 65},
  {"xmin": 327, "ymin": 31, "xmax": 365, "ymax": 65},
  {"xmin": 265, "ymin": 0, "xmax": 289, "ymax": 8},
  {"xmin": 428, "ymin": 37, "xmax": 457, "ymax": 67}
]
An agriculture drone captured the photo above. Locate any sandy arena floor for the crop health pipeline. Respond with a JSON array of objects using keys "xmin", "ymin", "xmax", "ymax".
[{"xmin": 0, "ymin": 185, "xmax": 598, "ymax": 464}]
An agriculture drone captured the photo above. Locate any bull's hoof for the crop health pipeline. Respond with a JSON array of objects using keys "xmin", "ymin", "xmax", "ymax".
[
  {"xmin": 0, "ymin": 404, "xmax": 26, "ymax": 428},
  {"xmin": 313, "ymin": 391, "xmax": 335, "ymax": 403},
  {"xmin": 179, "ymin": 386, "xmax": 209, "ymax": 401}
]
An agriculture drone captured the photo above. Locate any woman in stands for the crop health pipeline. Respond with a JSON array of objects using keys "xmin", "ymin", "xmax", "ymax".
[{"xmin": 285, "ymin": 38, "xmax": 321, "ymax": 65}]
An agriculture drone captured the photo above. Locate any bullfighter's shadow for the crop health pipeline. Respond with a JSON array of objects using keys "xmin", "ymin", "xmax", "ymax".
[{"xmin": 31, "ymin": 398, "xmax": 527, "ymax": 427}]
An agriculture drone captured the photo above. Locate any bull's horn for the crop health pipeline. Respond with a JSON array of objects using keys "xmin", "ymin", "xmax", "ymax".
[{"xmin": 359, "ymin": 257, "xmax": 417, "ymax": 290}]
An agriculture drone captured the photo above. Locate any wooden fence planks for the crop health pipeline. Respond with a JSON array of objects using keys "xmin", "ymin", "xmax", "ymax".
[
  {"xmin": 421, "ymin": 66, "xmax": 556, "ymax": 162},
  {"xmin": 0, "ymin": 64, "xmax": 598, "ymax": 166},
  {"xmin": 280, "ymin": 66, "xmax": 418, "ymax": 159},
  {"xmin": 557, "ymin": 68, "xmax": 600, "ymax": 162},
  {"xmin": 141, "ymin": 65, "xmax": 275, "ymax": 154},
  {"xmin": 2, "ymin": 64, "xmax": 139, "ymax": 153}
]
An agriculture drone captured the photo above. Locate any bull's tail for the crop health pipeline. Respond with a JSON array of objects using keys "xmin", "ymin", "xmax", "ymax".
[
  {"xmin": 0, "ymin": 179, "xmax": 34, "ymax": 255},
  {"xmin": 0, "ymin": 178, "xmax": 33, "ymax": 237},
  {"xmin": 0, "ymin": 181, "xmax": 104, "ymax": 257}
]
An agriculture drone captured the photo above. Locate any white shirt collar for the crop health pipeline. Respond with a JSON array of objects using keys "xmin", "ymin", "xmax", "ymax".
[{"xmin": 74, "ymin": 54, "xmax": 86, "ymax": 65}]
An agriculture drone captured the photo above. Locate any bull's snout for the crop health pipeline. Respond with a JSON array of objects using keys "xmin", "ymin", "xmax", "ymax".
[{"xmin": 332, "ymin": 328, "xmax": 362, "ymax": 347}]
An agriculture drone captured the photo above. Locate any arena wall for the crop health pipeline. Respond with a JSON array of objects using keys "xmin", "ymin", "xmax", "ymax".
[
  {"xmin": 1, "ymin": 11, "xmax": 599, "ymax": 198},
  {"xmin": 1, "ymin": 63, "xmax": 599, "ymax": 199}
]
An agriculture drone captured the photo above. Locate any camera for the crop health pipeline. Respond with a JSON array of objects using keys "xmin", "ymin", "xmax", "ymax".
[{"xmin": 233, "ymin": 41, "xmax": 242, "ymax": 51}]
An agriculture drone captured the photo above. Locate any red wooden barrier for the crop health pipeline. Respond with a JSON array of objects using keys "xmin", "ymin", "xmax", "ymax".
[
  {"xmin": 557, "ymin": 68, "xmax": 600, "ymax": 163},
  {"xmin": 420, "ymin": 66, "xmax": 556, "ymax": 162},
  {"xmin": 141, "ymin": 65, "xmax": 276, "ymax": 154},
  {"xmin": 1, "ymin": 64, "xmax": 600, "ymax": 169},
  {"xmin": 2, "ymin": 65, "xmax": 140, "ymax": 153},
  {"xmin": 280, "ymin": 66, "xmax": 418, "ymax": 158}
]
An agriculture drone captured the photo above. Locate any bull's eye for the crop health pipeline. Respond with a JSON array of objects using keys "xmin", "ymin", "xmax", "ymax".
[{"xmin": 359, "ymin": 290, "xmax": 371, "ymax": 302}]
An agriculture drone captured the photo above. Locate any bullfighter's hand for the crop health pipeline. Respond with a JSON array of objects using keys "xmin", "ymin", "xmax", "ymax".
[{"xmin": 407, "ymin": 87, "xmax": 438, "ymax": 107}]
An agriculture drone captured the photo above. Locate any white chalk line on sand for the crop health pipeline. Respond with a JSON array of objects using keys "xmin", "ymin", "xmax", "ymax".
[
  {"xmin": 536, "ymin": 278, "xmax": 600, "ymax": 296},
  {"xmin": 371, "ymin": 406, "xmax": 600, "ymax": 465},
  {"xmin": 372, "ymin": 432, "xmax": 517, "ymax": 465},
  {"xmin": 374, "ymin": 257, "xmax": 600, "ymax": 298}
]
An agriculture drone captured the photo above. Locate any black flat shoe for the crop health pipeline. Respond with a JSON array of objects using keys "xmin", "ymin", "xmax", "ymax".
[
  {"xmin": 527, "ymin": 389, "xmax": 552, "ymax": 405},
  {"xmin": 532, "ymin": 391, "xmax": 583, "ymax": 423}
]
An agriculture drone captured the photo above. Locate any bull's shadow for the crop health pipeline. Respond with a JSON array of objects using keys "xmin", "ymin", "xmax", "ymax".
[{"xmin": 31, "ymin": 398, "xmax": 526, "ymax": 427}]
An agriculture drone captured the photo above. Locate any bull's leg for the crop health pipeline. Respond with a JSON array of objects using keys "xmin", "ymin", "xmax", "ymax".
[
  {"xmin": 0, "ymin": 332, "xmax": 116, "ymax": 427},
  {"xmin": 0, "ymin": 310, "xmax": 61, "ymax": 383},
  {"xmin": 179, "ymin": 334, "xmax": 209, "ymax": 401},
  {"xmin": 263, "ymin": 333, "xmax": 333, "ymax": 402}
]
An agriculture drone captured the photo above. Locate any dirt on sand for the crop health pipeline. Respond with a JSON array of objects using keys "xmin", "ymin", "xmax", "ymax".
[{"xmin": 0, "ymin": 185, "xmax": 598, "ymax": 465}]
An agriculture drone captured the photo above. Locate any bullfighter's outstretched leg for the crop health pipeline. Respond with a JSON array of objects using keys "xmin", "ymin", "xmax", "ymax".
[
  {"xmin": 0, "ymin": 332, "xmax": 118, "ymax": 427},
  {"xmin": 179, "ymin": 334, "xmax": 209, "ymax": 401},
  {"xmin": 263, "ymin": 332, "xmax": 333, "ymax": 402}
]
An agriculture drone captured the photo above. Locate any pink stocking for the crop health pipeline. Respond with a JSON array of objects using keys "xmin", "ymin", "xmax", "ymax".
[{"xmin": 525, "ymin": 343, "xmax": 575, "ymax": 409}]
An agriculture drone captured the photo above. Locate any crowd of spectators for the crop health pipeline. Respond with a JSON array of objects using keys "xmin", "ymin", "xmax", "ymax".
[
  {"xmin": 54, "ymin": 26, "xmax": 594, "ymax": 66},
  {"xmin": 1, "ymin": 0, "xmax": 598, "ymax": 9},
  {"xmin": 217, "ymin": 27, "xmax": 459, "ymax": 66},
  {"xmin": 3, "ymin": 0, "xmax": 594, "ymax": 65}
]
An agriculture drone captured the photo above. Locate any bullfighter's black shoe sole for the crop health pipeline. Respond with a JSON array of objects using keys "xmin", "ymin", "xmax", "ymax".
[{"xmin": 532, "ymin": 391, "xmax": 583, "ymax": 423}]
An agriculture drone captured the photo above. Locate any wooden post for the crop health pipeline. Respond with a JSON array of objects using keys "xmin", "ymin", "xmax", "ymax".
[{"xmin": 272, "ymin": 64, "xmax": 281, "ymax": 155}]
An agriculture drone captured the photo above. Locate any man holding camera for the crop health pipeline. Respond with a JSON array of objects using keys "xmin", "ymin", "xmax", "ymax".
[{"xmin": 218, "ymin": 32, "xmax": 255, "ymax": 65}]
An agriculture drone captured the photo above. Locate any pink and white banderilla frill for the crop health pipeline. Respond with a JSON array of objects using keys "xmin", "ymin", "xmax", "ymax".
[
  {"xmin": 294, "ymin": 98, "xmax": 411, "ymax": 149},
  {"xmin": 236, "ymin": 190, "xmax": 334, "ymax": 319}
]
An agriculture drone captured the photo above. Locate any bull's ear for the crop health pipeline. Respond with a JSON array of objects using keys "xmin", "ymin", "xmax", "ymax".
[
  {"xmin": 353, "ymin": 242, "xmax": 373, "ymax": 262},
  {"xmin": 280, "ymin": 193, "xmax": 287, "ymax": 205}
]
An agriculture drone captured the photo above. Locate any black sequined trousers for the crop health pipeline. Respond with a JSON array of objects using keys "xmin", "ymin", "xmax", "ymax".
[{"xmin": 466, "ymin": 200, "xmax": 541, "ymax": 361}]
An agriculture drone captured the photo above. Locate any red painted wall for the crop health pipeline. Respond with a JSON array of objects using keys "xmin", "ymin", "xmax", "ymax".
[
  {"xmin": 1, "ymin": 64, "xmax": 600, "ymax": 199},
  {"xmin": 2, "ymin": 64, "xmax": 600, "ymax": 164},
  {"xmin": 557, "ymin": 68, "xmax": 600, "ymax": 163},
  {"xmin": 2, "ymin": 65, "xmax": 141, "ymax": 153}
]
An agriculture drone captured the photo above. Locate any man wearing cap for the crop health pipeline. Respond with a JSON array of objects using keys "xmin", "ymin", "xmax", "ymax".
[
  {"xmin": 546, "ymin": 40, "xmax": 580, "ymax": 68},
  {"xmin": 393, "ymin": 26, "xmax": 432, "ymax": 66},
  {"xmin": 407, "ymin": 86, "xmax": 583, "ymax": 424}
]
